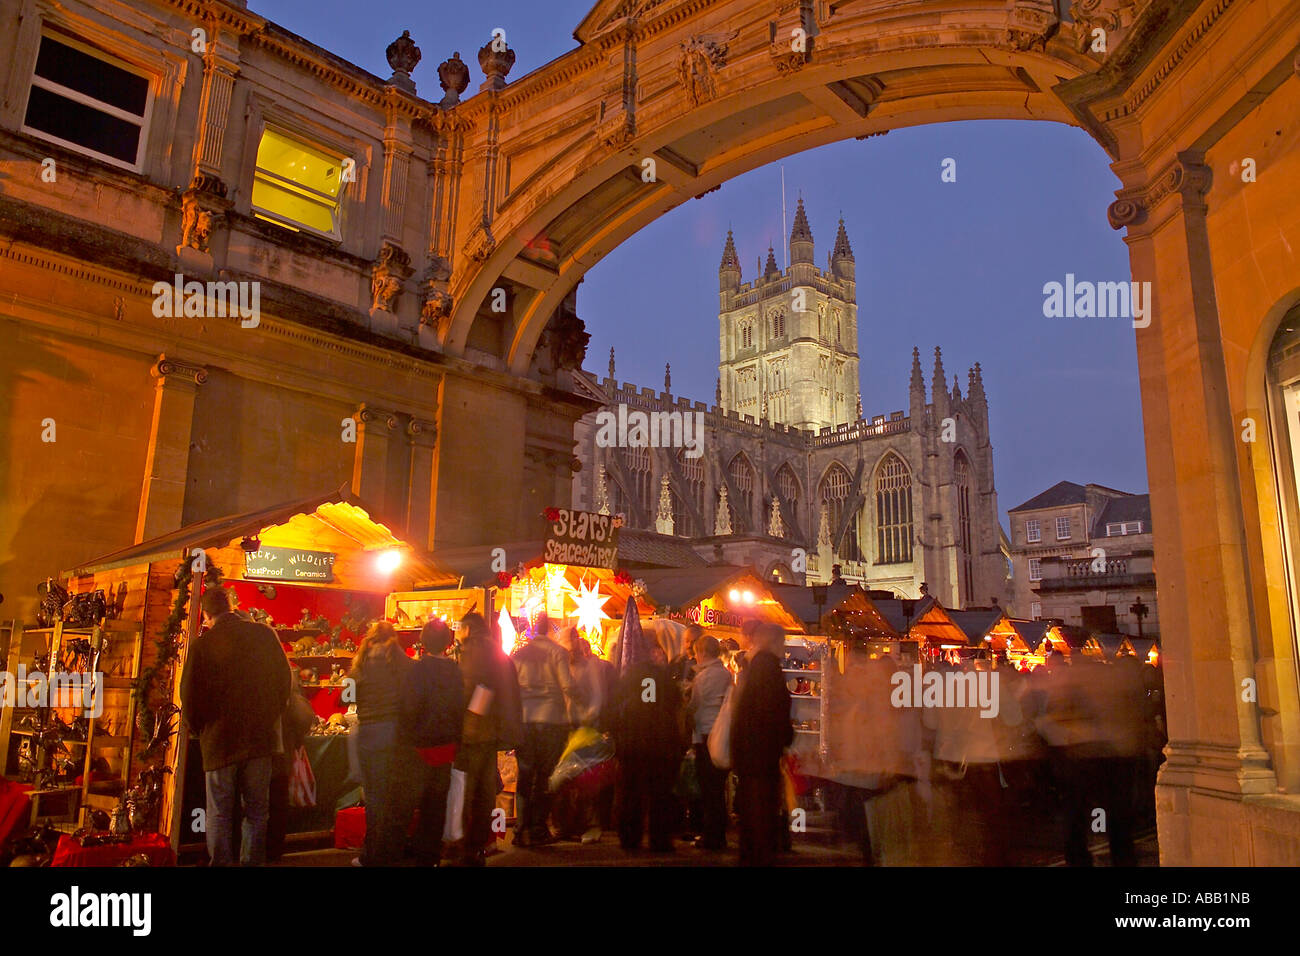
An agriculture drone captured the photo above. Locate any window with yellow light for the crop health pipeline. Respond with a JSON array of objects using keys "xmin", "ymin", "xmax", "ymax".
[{"xmin": 251, "ymin": 127, "xmax": 346, "ymax": 238}]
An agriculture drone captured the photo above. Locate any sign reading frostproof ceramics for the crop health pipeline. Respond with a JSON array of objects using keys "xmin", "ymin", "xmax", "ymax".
[
  {"xmin": 542, "ymin": 507, "xmax": 619, "ymax": 569},
  {"xmin": 244, "ymin": 547, "xmax": 337, "ymax": 582}
]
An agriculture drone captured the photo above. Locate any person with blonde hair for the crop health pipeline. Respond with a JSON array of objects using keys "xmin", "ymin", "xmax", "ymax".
[{"xmin": 352, "ymin": 621, "xmax": 412, "ymax": 865}]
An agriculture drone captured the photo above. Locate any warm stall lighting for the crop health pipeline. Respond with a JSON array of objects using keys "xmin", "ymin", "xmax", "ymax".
[
  {"xmin": 375, "ymin": 549, "xmax": 403, "ymax": 574},
  {"xmin": 728, "ymin": 589, "xmax": 740, "ymax": 603},
  {"xmin": 742, "ymin": 590, "xmax": 755, "ymax": 605}
]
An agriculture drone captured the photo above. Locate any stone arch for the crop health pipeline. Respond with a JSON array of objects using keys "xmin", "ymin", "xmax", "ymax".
[{"xmin": 437, "ymin": 2, "xmax": 1108, "ymax": 372}]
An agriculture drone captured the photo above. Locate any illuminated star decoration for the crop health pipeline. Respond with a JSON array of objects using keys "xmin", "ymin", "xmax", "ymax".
[
  {"xmin": 497, "ymin": 607, "xmax": 518, "ymax": 655},
  {"xmin": 569, "ymin": 576, "xmax": 611, "ymax": 651}
]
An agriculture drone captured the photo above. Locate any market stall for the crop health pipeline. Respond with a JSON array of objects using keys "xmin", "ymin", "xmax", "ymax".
[{"xmin": 57, "ymin": 489, "xmax": 457, "ymax": 854}]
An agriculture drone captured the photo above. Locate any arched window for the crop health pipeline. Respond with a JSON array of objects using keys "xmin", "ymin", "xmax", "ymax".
[
  {"xmin": 820, "ymin": 463, "xmax": 861, "ymax": 562},
  {"xmin": 770, "ymin": 562, "xmax": 793, "ymax": 584},
  {"xmin": 729, "ymin": 453, "xmax": 756, "ymax": 526},
  {"xmin": 776, "ymin": 463, "xmax": 800, "ymax": 508},
  {"xmin": 740, "ymin": 320, "xmax": 753, "ymax": 349},
  {"xmin": 678, "ymin": 448, "xmax": 706, "ymax": 535},
  {"xmin": 875, "ymin": 454, "xmax": 913, "ymax": 565},
  {"xmin": 955, "ymin": 451, "xmax": 974, "ymax": 599},
  {"xmin": 609, "ymin": 475, "xmax": 630, "ymax": 525},
  {"xmin": 668, "ymin": 484, "xmax": 691, "ymax": 538},
  {"xmin": 626, "ymin": 445, "xmax": 651, "ymax": 523},
  {"xmin": 771, "ymin": 310, "xmax": 785, "ymax": 339}
]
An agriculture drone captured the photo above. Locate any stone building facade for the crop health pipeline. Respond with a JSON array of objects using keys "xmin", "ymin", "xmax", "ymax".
[
  {"xmin": 573, "ymin": 216, "xmax": 1007, "ymax": 609},
  {"xmin": 1006, "ymin": 481, "xmax": 1159, "ymax": 637}
]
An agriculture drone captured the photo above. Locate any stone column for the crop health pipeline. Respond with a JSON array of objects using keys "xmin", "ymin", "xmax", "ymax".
[
  {"xmin": 1110, "ymin": 153, "xmax": 1277, "ymax": 846},
  {"xmin": 404, "ymin": 416, "xmax": 438, "ymax": 549},
  {"xmin": 351, "ymin": 404, "xmax": 397, "ymax": 515},
  {"xmin": 135, "ymin": 356, "xmax": 207, "ymax": 543}
]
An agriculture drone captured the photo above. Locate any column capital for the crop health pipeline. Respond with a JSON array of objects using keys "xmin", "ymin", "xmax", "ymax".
[
  {"xmin": 151, "ymin": 354, "xmax": 208, "ymax": 386},
  {"xmin": 405, "ymin": 417, "xmax": 438, "ymax": 446},
  {"xmin": 1108, "ymin": 151, "xmax": 1212, "ymax": 230},
  {"xmin": 356, "ymin": 403, "xmax": 398, "ymax": 429}
]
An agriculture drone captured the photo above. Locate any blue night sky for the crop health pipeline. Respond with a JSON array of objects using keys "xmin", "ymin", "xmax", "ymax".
[{"xmin": 253, "ymin": 0, "xmax": 1150, "ymax": 526}]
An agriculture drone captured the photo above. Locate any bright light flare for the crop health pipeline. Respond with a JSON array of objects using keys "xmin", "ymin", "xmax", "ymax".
[{"xmin": 375, "ymin": 549, "xmax": 403, "ymax": 573}]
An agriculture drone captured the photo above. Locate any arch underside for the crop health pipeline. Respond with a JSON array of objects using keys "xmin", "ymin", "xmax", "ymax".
[{"xmin": 447, "ymin": 39, "xmax": 1095, "ymax": 375}]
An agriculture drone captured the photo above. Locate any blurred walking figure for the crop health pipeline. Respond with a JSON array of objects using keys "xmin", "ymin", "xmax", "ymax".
[
  {"xmin": 1037, "ymin": 658, "xmax": 1143, "ymax": 865},
  {"xmin": 392, "ymin": 620, "xmax": 463, "ymax": 866},
  {"xmin": 611, "ymin": 643, "xmax": 684, "ymax": 852},
  {"xmin": 454, "ymin": 612, "xmax": 522, "ymax": 866},
  {"xmin": 553, "ymin": 626, "xmax": 606, "ymax": 842},
  {"xmin": 510, "ymin": 615, "xmax": 574, "ymax": 846},
  {"xmin": 686, "ymin": 632, "xmax": 732, "ymax": 850},
  {"xmin": 731, "ymin": 623, "xmax": 793, "ymax": 866},
  {"xmin": 181, "ymin": 586, "xmax": 290, "ymax": 866},
  {"xmin": 349, "ymin": 621, "xmax": 412, "ymax": 865}
]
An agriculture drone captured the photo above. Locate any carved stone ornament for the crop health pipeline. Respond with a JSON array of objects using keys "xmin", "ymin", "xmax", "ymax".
[
  {"xmin": 370, "ymin": 242, "xmax": 414, "ymax": 313},
  {"xmin": 1069, "ymin": 0, "xmax": 1149, "ymax": 54},
  {"xmin": 178, "ymin": 173, "xmax": 230, "ymax": 254},
  {"xmin": 677, "ymin": 31, "xmax": 738, "ymax": 107},
  {"xmin": 714, "ymin": 485, "xmax": 733, "ymax": 536},
  {"xmin": 478, "ymin": 40, "xmax": 516, "ymax": 92},
  {"xmin": 464, "ymin": 216, "xmax": 497, "ymax": 263},
  {"xmin": 357, "ymin": 404, "xmax": 398, "ymax": 430},
  {"xmin": 438, "ymin": 52, "xmax": 471, "ymax": 106},
  {"xmin": 1107, "ymin": 154, "xmax": 1211, "ymax": 230},
  {"xmin": 425, "ymin": 255, "xmax": 453, "ymax": 283},
  {"xmin": 1006, "ymin": 0, "xmax": 1060, "ymax": 52},
  {"xmin": 421, "ymin": 287, "xmax": 453, "ymax": 329},
  {"xmin": 772, "ymin": 48, "xmax": 809, "ymax": 75},
  {"xmin": 387, "ymin": 30, "xmax": 422, "ymax": 91},
  {"xmin": 153, "ymin": 355, "xmax": 208, "ymax": 386},
  {"xmin": 541, "ymin": 299, "xmax": 590, "ymax": 372}
]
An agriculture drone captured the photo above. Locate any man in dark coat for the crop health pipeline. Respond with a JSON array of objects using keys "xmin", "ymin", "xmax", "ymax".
[
  {"xmin": 180, "ymin": 586, "xmax": 290, "ymax": 866},
  {"xmin": 730, "ymin": 623, "xmax": 793, "ymax": 866},
  {"xmin": 392, "ymin": 620, "xmax": 464, "ymax": 866},
  {"xmin": 611, "ymin": 645, "xmax": 684, "ymax": 852}
]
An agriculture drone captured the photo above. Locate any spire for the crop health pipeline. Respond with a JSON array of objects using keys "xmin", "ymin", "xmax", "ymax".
[
  {"xmin": 832, "ymin": 218, "xmax": 854, "ymax": 260},
  {"xmin": 763, "ymin": 245, "xmax": 780, "ymax": 279},
  {"xmin": 932, "ymin": 346, "xmax": 949, "ymax": 414},
  {"xmin": 970, "ymin": 361, "xmax": 987, "ymax": 403},
  {"xmin": 952, "ymin": 374, "xmax": 962, "ymax": 402},
  {"xmin": 664, "ymin": 363, "xmax": 671, "ymax": 393},
  {"xmin": 910, "ymin": 346, "xmax": 924, "ymax": 392},
  {"xmin": 608, "ymin": 347, "xmax": 616, "ymax": 380},
  {"xmin": 789, "ymin": 197, "xmax": 814, "ymax": 264},
  {"xmin": 719, "ymin": 229, "xmax": 740, "ymax": 272}
]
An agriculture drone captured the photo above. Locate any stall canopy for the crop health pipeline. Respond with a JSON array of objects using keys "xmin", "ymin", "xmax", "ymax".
[
  {"xmin": 871, "ymin": 596, "xmax": 969, "ymax": 647},
  {"xmin": 1041, "ymin": 624, "xmax": 1093, "ymax": 657},
  {"xmin": 67, "ymin": 489, "xmax": 458, "ymax": 591},
  {"xmin": 768, "ymin": 582, "xmax": 898, "ymax": 641},
  {"xmin": 636, "ymin": 567, "xmax": 804, "ymax": 633},
  {"xmin": 948, "ymin": 608, "xmax": 1006, "ymax": 647},
  {"xmin": 1085, "ymin": 633, "xmax": 1127, "ymax": 658},
  {"xmin": 1007, "ymin": 619, "xmax": 1051, "ymax": 654}
]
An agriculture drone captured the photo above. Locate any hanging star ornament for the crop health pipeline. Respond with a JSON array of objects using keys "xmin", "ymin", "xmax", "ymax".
[{"xmin": 569, "ymin": 576, "xmax": 611, "ymax": 640}]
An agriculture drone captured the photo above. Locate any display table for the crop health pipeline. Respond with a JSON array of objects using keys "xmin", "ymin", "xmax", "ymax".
[{"xmin": 51, "ymin": 831, "xmax": 176, "ymax": 867}]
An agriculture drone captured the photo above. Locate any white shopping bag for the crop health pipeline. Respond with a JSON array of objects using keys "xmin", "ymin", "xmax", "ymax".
[{"xmin": 442, "ymin": 767, "xmax": 466, "ymax": 842}]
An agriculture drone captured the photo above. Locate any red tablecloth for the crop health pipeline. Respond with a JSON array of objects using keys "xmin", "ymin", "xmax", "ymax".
[
  {"xmin": 334, "ymin": 806, "xmax": 366, "ymax": 849},
  {"xmin": 51, "ymin": 831, "xmax": 176, "ymax": 867},
  {"xmin": 304, "ymin": 685, "xmax": 348, "ymax": 718},
  {"xmin": 0, "ymin": 781, "xmax": 33, "ymax": 846}
]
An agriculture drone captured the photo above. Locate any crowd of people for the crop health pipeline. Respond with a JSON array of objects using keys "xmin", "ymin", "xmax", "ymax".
[{"xmin": 180, "ymin": 586, "xmax": 1165, "ymax": 867}]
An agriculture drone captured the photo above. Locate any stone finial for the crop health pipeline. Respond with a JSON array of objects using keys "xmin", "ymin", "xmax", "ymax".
[
  {"xmin": 478, "ymin": 39, "xmax": 516, "ymax": 92},
  {"xmin": 952, "ymin": 374, "xmax": 962, "ymax": 401},
  {"xmin": 608, "ymin": 347, "xmax": 616, "ymax": 380},
  {"xmin": 714, "ymin": 486, "xmax": 733, "ymax": 536},
  {"xmin": 817, "ymin": 503, "xmax": 831, "ymax": 547},
  {"xmin": 910, "ymin": 346, "xmax": 925, "ymax": 392},
  {"xmin": 763, "ymin": 245, "xmax": 780, "ymax": 279},
  {"xmin": 655, "ymin": 476, "xmax": 675, "ymax": 535},
  {"xmin": 716, "ymin": 376, "xmax": 722, "ymax": 407},
  {"xmin": 665, "ymin": 363, "xmax": 671, "ymax": 393},
  {"xmin": 856, "ymin": 396, "xmax": 863, "ymax": 420},
  {"xmin": 437, "ymin": 52, "xmax": 470, "ymax": 107},
  {"xmin": 386, "ymin": 31, "xmax": 421, "ymax": 93},
  {"xmin": 768, "ymin": 496, "xmax": 785, "ymax": 538},
  {"xmin": 595, "ymin": 465, "xmax": 611, "ymax": 515}
]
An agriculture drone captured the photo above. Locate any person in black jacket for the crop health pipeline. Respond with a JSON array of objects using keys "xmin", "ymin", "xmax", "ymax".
[
  {"xmin": 180, "ymin": 586, "xmax": 290, "ymax": 866},
  {"xmin": 730, "ymin": 623, "xmax": 793, "ymax": 867},
  {"xmin": 391, "ymin": 620, "xmax": 464, "ymax": 866},
  {"xmin": 611, "ymin": 645, "xmax": 684, "ymax": 852}
]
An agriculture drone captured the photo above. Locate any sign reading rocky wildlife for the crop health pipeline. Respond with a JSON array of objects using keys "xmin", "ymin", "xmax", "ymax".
[
  {"xmin": 542, "ymin": 507, "xmax": 619, "ymax": 569},
  {"xmin": 244, "ymin": 546, "xmax": 336, "ymax": 582}
]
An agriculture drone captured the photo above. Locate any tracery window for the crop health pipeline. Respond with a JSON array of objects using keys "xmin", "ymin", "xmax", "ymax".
[{"xmin": 875, "ymin": 454, "xmax": 913, "ymax": 565}]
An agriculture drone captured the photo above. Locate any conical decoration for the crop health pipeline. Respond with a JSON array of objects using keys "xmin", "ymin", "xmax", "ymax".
[
  {"xmin": 608, "ymin": 346, "xmax": 616, "ymax": 380},
  {"xmin": 768, "ymin": 496, "xmax": 785, "ymax": 538},
  {"xmin": 618, "ymin": 593, "xmax": 647, "ymax": 675},
  {"xmin": 952, "ymin": 374, "xmax": 962, "ymax": 401},
  {"xmin": 832, "ymin": 217, "xmax": 854, "ymax": 260},
  {"xmin": 817, "ymin": 502, "xmax": 831, "ymax": 547},
  {"xmin": 910, "ymin": 346, "xmax": 925, "ymax": 392},
  {"xmin": 714, "ymin": 485, "xmax": 733, "ymax": 535},
  {"xmin": 719, "ymin": 229, "xmax": 740, "ymax": 272},
  {"xmin": 763, "ymin": 246, "xmax": 780, "ymax": 279}
]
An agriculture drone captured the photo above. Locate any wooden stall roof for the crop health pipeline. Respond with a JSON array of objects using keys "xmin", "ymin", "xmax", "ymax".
[
  {"xmin": 66, "ymin": 489, "xmax": 458, "ymax": 588},
  {"xmin": 636, "ymin": 567, "xmax": 804, "ymax": 632},
  {"xmin": 1008, "ymin": 619, "xmax": 1051, "ymax": 648},
  {"xmin": 768, "ymin": 583, "xmax": 898, "ymax": 640},
  {"xmin": 871, "ymin": 596, "xmax": 969, "ymax": 645},
  {"xmin": 948, "ymin": 609, "xmax": 1007, "ymax": 646}
]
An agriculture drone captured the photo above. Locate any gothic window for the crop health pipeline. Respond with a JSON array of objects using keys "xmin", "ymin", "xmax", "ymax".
[
  {"xmin": 626, "ymin": 445, "xmax": 652, "ymax": 523},
  {"xmin": 772, "ymin": 310, "xmax": 785, "ymax": 339},
  {"xmin": 677, "ymin": 448, "xmax": 706, "ymax": 536},
  {"xmin": 776, "ymin": 463, "xmax": 800, "ymax": 510},
  {"xmin": 739, "ymin": 320, "xmax": 753, "ymax": 349},
  {"xmin": 609, "ymin": 475, "xmax": 630, "ymax": 525},
  {"xmin": 669, "ymin": 484, "xmax": 691, "ymax": 538},
  {"xmin": 955, "ymin": 451, "xmax": 974, "ymax": 599},
  {"xmin": 820, "ymin": 463, "xmax": 861, "ymax": 562},
  {"xmin": 835, "ymin": 310, "xmax": 842, "ymax": 345},
  {"xmin": 875, "ymin": 454, "xmax": 913, "ymax": 565},
  {"xmin": 729, "ymin": 453, "xmax": 756, "ymax": 526}
]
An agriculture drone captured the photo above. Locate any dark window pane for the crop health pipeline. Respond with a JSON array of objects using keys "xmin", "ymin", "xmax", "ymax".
[
  {"xmin": 24, "ymin": 86, "xmax": 141, "ymax": 163},
  {"xmin": 34, "ymin": 36, "xmax": 148, "ymax": 116}
]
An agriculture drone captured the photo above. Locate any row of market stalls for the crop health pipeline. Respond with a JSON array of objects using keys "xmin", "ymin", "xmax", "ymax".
[{"xmin": 2, "ymin": 491, "xmax": 1159, "ymax": 859}]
